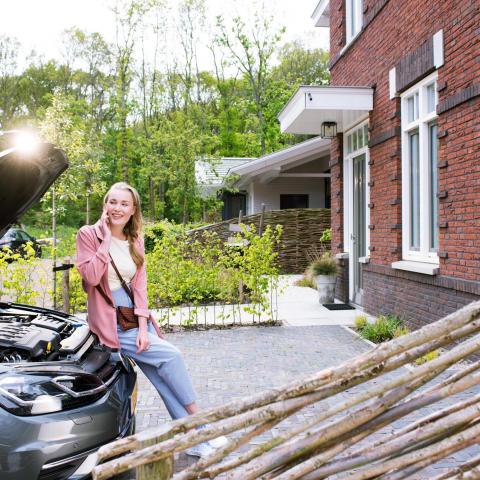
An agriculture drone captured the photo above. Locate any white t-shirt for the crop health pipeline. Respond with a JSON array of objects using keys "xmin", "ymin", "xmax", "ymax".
[{"xmin": 108, "ymin": 236, "xmax": 137, "ymax": 291}]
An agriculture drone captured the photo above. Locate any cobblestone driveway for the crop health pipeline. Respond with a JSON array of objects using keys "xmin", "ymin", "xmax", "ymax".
[{"xmin": 132, "ymin": 325, "xmax": 480, "ymax": 478}]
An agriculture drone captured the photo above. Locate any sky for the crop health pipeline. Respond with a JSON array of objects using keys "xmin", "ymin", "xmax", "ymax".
[{"xmin": 0, "ymin": 0, "xmax": 329, "ymax": 71}]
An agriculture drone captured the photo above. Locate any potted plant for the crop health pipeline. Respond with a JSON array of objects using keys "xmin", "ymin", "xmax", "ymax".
[{"xmin": 309, "ymin": 252, "xmax": 337, "ymax": 304}]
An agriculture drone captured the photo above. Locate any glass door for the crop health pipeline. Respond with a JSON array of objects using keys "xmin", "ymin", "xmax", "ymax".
[{"xmin": 352, "ymin": 153, "xmax": 366, "ymax": 304}]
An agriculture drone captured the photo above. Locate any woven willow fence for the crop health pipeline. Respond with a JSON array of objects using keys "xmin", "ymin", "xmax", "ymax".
[
  {"xmin": 93, "ymin": 301, "xmax": 480, "ymax": 479},
  {"xmin": 189, "ymin": 208, "xmax": 331, "ymax": 274}
]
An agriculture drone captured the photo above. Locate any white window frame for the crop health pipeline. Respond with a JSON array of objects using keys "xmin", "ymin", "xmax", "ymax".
[
  {"xmin": 346, "ymin": 0, "xmax": 363, "ymax": 44},
  {"xmin": 400, "ymin": 71, "xmax": 439, "ymax": 265}
]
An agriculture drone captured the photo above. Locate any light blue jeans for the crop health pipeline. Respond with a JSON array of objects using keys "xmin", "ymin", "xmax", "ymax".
[{"xmin": 112, "ymin": 286, "xmax": 197, "ymax": 419}]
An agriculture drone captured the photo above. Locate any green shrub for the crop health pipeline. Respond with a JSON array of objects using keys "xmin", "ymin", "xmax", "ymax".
[
  {"xmin": 69, "ymin": 267, "xmax": 87, "ymax": 313},
  {"xmin": 144, "ymin": 220, "xmax": 190, "ymax": 253},
  {"xmin": 309, "ymin": 252, "xmax": 337, "ymax": 276},
  {"xmin": 146, "ymin": 224, "xmax": 282, "ymax": 317},
  {"xmin": 320, "ymin": 228, "xmax": 332, "ymax": 243},
  {"xmin": 354, "ymin": 314, "xmax": 368, "ymax": 330},
  {"xmin": 393, "ymin": 325, "xmax": 410, "ymax": 337},
  {"xmin": 357, "ymin": 314, "xmax": 404, "ymax": 343},
  {"xmin": 0, "ymin": 243, "xmax": 51, "ymax": 305},
  {"xmin": 294, "ymin": 275, "xmax": 316, "ymax": 289},
  {"xmin": 24, "ymin": 225, "xmax": 78, "ymax": 260}
]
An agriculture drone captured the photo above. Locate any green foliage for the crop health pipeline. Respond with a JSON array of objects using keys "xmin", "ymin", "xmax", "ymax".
[
  {"xmin": 320, "ymin": 228, "xmax": 332, "ymax": 243},
  {"xmin": 294, "ymin": 275, "xmax": 316, "ymax": 289},
  {"xmin": 354, "ymin": 314, "xmax": 368, "ymax": 330},
  {"xmin": 25, "ymin": 225, "xmax": 78, "ymax": 260},
  {"xmin": 309, "ymin": 252, "xmax": 337, "ymax": 276},
  {"xmin": 68, "ymin": 267, "xmax": 87, "ymax": 313},
  {"xmin": 355, "ymin": 314, "xmax": 440, "ymax": 364},
  {"xmin": 144, "ymin": 220, "xmax": 192, "ymax": 253},
  {"xmin": 357, "ymin": 314, "xmax": 404, "ymax": 343},
  {"xmin": 146, "ymin": 225, "xmax": 282, "ymax": 322},
  {"xmin": 1, "ymin": 4, "xmax": 330, "ymax": 228},
  {"xmin": 415, "ymin": 349, "xmax": 440, "ymax": 365},
  {"xmin": 0, "ymin": 243, "xmax": 52, "ymax": 305}
]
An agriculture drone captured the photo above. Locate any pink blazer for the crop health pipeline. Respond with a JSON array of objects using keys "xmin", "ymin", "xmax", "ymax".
[{"xmin": 76, "ymin": 220, "xmax": 162, "ymax": 348}]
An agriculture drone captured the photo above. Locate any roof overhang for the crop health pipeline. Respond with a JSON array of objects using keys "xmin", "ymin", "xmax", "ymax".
[
  {"xmin": 278, "ymin": 86, "xmax": 374, "ymax": 135},
  {"xmin": 230, "ymin": 136, "xmax": 330, "ymax": 187},
  {"xmin": 312, "ymin": 0, "xmax": 330, "ymax": 27}
]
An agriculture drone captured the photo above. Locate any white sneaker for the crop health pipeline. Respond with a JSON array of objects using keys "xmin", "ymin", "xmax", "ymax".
[
  {"xmin": 208, "ymin": 435, "xmax": 229, "ymax": 449},
  {"xmin": 195, "ymin": 424, "xmax": 229, "ymax": 449},
  {"xmin": 186, "ymin": 442, "xmax": 216, "ymax": 458}
]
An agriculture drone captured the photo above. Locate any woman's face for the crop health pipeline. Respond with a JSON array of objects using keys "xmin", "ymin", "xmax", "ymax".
[{"xmin": 104, "ymin": 188, "xmax": 136, "ymax": 229}]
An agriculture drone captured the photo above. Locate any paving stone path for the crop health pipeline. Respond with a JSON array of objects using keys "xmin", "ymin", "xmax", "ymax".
[{"xmin": 132, "ymin": 325, "xmax": 480, "ymax": 478}]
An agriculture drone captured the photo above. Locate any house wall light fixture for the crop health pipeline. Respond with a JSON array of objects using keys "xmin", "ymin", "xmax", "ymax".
[{"xmin": 321, "ymin": 121, "xmax": 337, "ymax": 139}]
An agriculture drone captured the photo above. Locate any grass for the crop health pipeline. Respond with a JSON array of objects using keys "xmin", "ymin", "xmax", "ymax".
[
  {"xmin": 355, "ymin": 314, "xmax": 404, "ymax": 343},
  {"xmin": 354, "ymin": 313, "xmax": 440, "ymax": 364},
  {"xmin": 294, "ymin": 276, "xmax": 316, "ymax": 289}
]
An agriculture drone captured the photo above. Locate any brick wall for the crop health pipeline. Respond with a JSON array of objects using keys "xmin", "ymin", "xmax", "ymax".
[
  {"xmin": 363, "ymin": 265, "xmax": 480, "ymax": 331},
  {"xmin": 328, "ymin": 0, "xmax": 480, "ymax": 322}
]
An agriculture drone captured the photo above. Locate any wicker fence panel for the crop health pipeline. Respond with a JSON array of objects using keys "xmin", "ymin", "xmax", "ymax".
[{"xmin": 189, "ymin": 208, "xmax": 331, "ymax": 274}]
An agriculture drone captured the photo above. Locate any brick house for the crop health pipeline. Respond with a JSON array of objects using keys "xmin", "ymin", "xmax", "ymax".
[{"xmin": 279, "ymin": 0, "xmax": 480, "ymax": 329}]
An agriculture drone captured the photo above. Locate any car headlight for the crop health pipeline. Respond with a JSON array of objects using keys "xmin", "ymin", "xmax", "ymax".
[{"xmin": 0, "ymin": 371, "xmax": 113, "ymax": 416}]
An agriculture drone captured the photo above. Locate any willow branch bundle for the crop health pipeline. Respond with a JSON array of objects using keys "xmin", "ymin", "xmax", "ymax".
[
  {"xmin": 96, "ymin": 329, "xmax": 480, "ymax": 480},
  {"xmin": 97, "ymin": 301, "xmax": 480, "ymax": 463},
  {"xmin": 202, "ymin": 335, "xmax": 480, "ymax": 479},
  {"xmin": 289, "ymin": 363, "xmax": 480, "ymax": 479},
  {"xmin": 339, "ymin": 421, "xmax": 480, "ymax": 480},
  {"xmin": 448, "ymin": 466, "xmax": 480, "ymax": 479},
  {"xmin": 91, "ymin": 301, "xmax": 480, "ymax": 480},
  {"xmin": 431, "ymin": 454, "xmax": 480, "ymax": 480},
  {"xmin": 295, "ymin": 397, "xmax": 480, "ymax": 480},
  {"xmin": 224, "ymin": 333, "xmax": 480, "ymax": 480},
  {"xmin": 173, "ymin": 416, "xmax": 288, "ymax": 480}
]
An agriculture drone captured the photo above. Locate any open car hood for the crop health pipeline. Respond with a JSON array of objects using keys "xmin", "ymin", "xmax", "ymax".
[{"xmin": 0, "ymin": 140, "xmax": 68, "ymax": 238}]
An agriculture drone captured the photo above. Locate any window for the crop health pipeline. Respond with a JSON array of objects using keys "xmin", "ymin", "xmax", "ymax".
[
  {"xmin": 346, "ymin": 123, "xmax": 368, "ymax": 155},
  {"xmin": 280, "ymin": 194, "xmax": 309, "ymax": 210},
  {"xmin": 346, "ymin": 0, "xmax": 363, "ymax": 43},
  {"xmin": 401, "ymin": 72, "xmax": 439, "ymax": 263}
]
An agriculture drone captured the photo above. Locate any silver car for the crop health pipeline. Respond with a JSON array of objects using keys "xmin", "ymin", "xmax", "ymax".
[{"xmin": 0, "ymin": 133, "xmax": 137, "ymax": 480}]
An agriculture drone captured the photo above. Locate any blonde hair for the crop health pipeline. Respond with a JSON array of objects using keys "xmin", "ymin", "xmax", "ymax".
[{"xmin": 103, "ymin": 182, "xmax": 144, "ymax": 267}]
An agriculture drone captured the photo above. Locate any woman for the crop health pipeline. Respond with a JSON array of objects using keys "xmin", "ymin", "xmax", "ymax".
[{"xmin": 76, "ymin": 182, "xmax": 226, "ymax": 457}]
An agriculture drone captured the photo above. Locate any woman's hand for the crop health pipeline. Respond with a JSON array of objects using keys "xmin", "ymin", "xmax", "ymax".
[
  {"xmin": 100, "ymin": 208, "xmax": 112, "ymax": 240},
  {"xmin": 136, "ymin": 326, "xmax": 151, "ymax": 353},
  {"xmin": 150, "ymin": 314, "xmax": 165, "ymax": 339}
]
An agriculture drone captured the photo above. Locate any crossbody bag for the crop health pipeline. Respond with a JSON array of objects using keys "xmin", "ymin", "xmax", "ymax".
[
  {"xmin": 95, "ymin": 254, "xmax": 139, "ymax": 331},
  {"xmin": 109, "ymin": 254, "xmax": 139, "ymax": 331}
]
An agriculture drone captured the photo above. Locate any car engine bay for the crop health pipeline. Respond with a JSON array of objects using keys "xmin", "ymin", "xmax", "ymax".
[{"xmin": 0, "ymin": 311, "xmax": 92, "ymax": 363}]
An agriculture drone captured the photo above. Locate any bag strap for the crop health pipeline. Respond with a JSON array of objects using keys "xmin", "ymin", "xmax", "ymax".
[
  {"xmin": 108, "ymin": 252, "xmax": 136, "ymax": 307},
  {"xmin": 96, "ymin": 283, "xmax": 115, "ymax": 307},
  {"xmin": 90, "ymin": 228, "xmax": 135, "ymax": 309}
]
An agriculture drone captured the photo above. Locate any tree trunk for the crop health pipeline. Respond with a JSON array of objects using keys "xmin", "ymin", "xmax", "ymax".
[{"xmin": 149, "ymin": 177, "xmax": 155, "ymax": 222}]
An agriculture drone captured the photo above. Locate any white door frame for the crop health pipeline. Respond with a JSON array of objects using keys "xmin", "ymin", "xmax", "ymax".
[{"xmin": 343, "ymin": 120, "xmax": 370, "ymax": 304}]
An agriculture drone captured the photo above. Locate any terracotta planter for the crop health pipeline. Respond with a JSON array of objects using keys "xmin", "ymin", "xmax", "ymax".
[{"xmin": 315, "ymin": 274, "xmax": 336, "ymax": 304}]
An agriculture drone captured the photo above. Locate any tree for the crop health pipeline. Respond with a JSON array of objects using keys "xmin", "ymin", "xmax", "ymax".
[
  {"xmin": 272, "ymin": 40, "xmax": 330, "ymax": 87},
  {"xmin": 151, "ymin": 111, "xmax": 202, "ymax": 224},
  {"xmin": 112, "ymin": 0, "xmax": 160, "ymax": 181},
  {"xmin": 0, "ymin": 35, "xmax": 22, "ymax": 128},
  {"xmin": 216, "ymin": 13, "xmax": 285, "ymax": 155},
  {"xmin": 263, "ymin": 41, "xmax": 330, "ymax": 150},
  {"xmin": 39, "ymin": 92, "xmax": 104, "ymax": 225}
]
